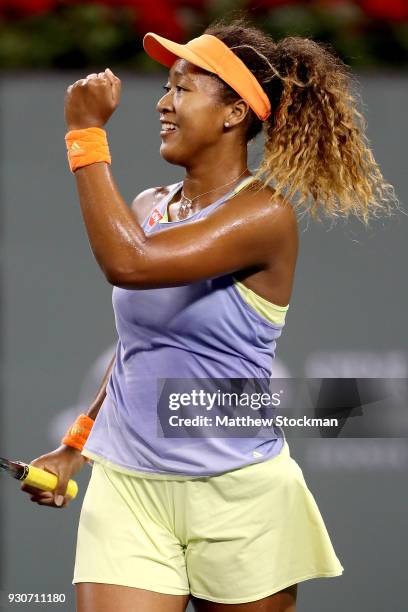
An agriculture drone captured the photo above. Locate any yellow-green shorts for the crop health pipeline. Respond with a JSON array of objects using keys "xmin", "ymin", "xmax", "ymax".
[{"xmin": 72, "ymin": 441, "xmax": 344, "ymax": 605}]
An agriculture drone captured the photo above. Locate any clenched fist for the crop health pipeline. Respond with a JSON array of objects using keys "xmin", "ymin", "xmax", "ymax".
[{"xmin": 65, "ymin": 68, "xmax": 121, "ymax": 130}]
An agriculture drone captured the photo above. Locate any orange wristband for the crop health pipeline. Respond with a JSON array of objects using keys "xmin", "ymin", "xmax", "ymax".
[
  {"xmin": 65, "ymin": 127, "xmax": 111, "ymax": 173},
  {"xmin": 61, "ymin": 413, "xmax": 94, "ymax": 461}
]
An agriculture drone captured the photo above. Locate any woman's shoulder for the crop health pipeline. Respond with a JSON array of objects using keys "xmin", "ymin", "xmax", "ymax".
[
  {"xmin": 130, "ymin": 182, "xmax": 180, "ymax": 225},
  {"xmin": 231, "ymin": 179, "xmax": 297, "ymax": 234},
  {"xmin": 218, "ymin": 178, "xmax": 298, "ymax": 267},
  {"xmin": 239, "ymin": 178, "xmax": 290, "ymax": 208}
]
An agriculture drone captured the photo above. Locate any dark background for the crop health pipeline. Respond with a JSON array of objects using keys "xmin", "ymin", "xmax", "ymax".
[{"xmin": 1, "ymin": 1, "xmax": 408, "ymax": 611}]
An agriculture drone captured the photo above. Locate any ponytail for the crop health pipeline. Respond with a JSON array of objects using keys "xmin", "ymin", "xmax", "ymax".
[{"xmin": 205, "ymin": 19, "xmax": 400, "ymax": 226}]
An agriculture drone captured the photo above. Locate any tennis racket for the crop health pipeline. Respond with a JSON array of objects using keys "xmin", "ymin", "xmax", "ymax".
[{"xmin": 0, "ymin": 455, "xmax": 78, "ymax": 499}]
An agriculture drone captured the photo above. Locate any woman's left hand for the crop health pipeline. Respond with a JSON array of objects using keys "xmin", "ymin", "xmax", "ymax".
[{"xmin": 64, "ymin": 68, "xmax": 121, "ymax": 130}]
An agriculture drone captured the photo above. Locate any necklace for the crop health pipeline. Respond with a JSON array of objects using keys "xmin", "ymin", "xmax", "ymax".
[{"xmin": 176, "ymin": 169, "xmax": 249, "ymax": 221}]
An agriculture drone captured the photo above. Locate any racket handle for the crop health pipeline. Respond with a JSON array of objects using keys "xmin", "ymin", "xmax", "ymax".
[{"xmin": 24, "ymin": 465, "xmax": 78, "ymax": 499}]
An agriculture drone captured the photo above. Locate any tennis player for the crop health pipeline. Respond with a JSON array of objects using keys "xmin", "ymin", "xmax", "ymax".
[{"xmin": 21, "ymin": 18, "xmax": 397, "ymax": 612}]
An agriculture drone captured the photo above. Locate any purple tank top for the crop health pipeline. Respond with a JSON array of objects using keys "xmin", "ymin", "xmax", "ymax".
[{"xmin": 83, "ymin": 179, "xmax": 287, "ymax": 476}]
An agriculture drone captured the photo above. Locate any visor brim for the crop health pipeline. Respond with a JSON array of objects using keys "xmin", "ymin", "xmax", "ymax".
[{"xmin": 143, "ymin": 33, "xmax": 214, "ymax": 74}]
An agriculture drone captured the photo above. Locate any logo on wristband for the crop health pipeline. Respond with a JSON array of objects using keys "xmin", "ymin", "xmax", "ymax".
[{"xmin": 70, "ymin": 141, "xmax": 85, "ymax": 157}]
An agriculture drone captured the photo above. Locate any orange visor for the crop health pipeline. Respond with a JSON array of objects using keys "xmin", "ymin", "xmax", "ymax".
[{"xmin": 143, "ymin": 32, "xmax": 271, "ymax": 122}]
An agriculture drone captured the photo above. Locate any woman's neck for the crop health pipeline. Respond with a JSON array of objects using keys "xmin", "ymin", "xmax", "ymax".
[{"xmin": 182, "ymin": 155, "xmax": 251, "ymax": 208}]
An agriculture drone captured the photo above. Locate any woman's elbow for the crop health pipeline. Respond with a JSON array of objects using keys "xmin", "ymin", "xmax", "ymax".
[{"xmin": 104, "ymin": 263, "xmax": 148, "ymax": 289}]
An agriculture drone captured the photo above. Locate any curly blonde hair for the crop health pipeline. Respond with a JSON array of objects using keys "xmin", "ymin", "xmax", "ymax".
[{"xmin": 205, "ymin": 18, "xmax": 401, "ymax": 226}]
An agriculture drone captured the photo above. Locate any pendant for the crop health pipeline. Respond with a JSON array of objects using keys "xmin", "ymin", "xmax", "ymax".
[{"xmin": 177, "ymin": 195, "xmax": 193, "ymax": 221}]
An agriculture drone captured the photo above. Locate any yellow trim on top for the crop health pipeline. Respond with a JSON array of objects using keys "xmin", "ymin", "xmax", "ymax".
[
  {"xmin": 232, "ymin": 277, "xmax": 289, "ymax": 325},
  {"xmin": 159, "ymin": 208, "xmax": 169, "ymax": 223}
]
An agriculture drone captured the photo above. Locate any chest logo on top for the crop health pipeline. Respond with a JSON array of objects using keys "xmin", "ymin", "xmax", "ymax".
[{"xmin": 148, "ymin": 208, "xmax": 163, "ymax": 227}]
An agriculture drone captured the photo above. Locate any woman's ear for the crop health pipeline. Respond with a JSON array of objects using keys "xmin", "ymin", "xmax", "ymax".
[{"xmin": 224, "ymin": 99, "xmax": 250, "ymax": 129}]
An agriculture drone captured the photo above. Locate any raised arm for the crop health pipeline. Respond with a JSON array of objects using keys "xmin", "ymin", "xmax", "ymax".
[{"xmin": 65, "ymin": 70, "xmax": 296, "ymax": 290}]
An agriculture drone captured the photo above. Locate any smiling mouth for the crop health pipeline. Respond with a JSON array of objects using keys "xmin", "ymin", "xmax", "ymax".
[{"xmin": 160, "ymin": 123, "xmax": 178, "ymax": 135}]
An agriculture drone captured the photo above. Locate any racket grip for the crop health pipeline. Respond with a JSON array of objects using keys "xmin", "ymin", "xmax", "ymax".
[{"xmin": 24, "ymin": 465, "xmax": 78, "ymax": 499}]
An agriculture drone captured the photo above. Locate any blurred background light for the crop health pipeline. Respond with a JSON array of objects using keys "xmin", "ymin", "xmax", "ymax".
[{"xmin": 0, "ymin": 0, "xmax": 407, "ymax": 70}]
